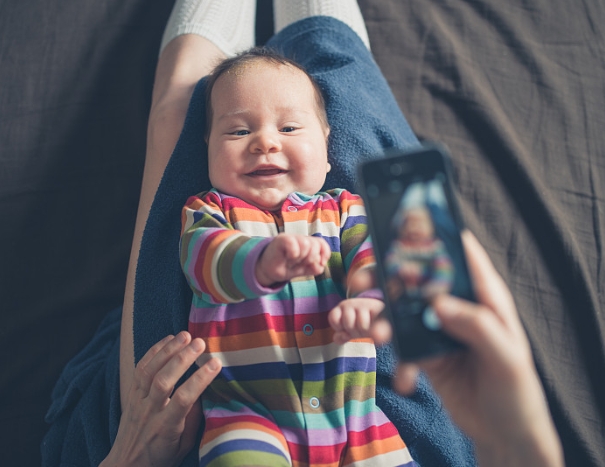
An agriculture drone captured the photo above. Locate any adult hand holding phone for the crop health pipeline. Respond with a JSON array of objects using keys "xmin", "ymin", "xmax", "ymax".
[{"xmin": 370, "ymin": 232, "xmax": 564, "ymax": 467}]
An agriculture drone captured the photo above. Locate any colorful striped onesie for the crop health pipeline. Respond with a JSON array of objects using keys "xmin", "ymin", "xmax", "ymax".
[
  {"xmin": 180, "ymin": 188, "xmax": 416, "ymax": 467},
  {"xmin": 385, "ymin": 238, "xmax": 454, "ymax": 300}
]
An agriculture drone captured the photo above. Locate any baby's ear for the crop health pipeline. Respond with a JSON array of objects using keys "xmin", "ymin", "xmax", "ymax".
[{"xmin": 326, "ymin": 162, "xmax": 332, "ymax": 173}]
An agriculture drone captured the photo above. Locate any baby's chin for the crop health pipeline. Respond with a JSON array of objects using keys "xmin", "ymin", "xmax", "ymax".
[
  {"xmin": 247, "ymin": 199, "xmax": 284, "ymax": 212},
  {"xmin": 234, "ymin": 192, "xmax": 289, "ymax": 212},
  {"xmin": 223, "ymin": 187, "xmax": 318, "ymax": 212}
]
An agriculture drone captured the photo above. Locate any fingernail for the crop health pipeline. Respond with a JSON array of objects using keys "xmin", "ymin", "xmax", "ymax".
[
  {"xmin": 206, "ymin": 358, "xmax": 220, "ymax": 371},
  {"xmin": 176, "ymin": 332, "xmax": 188, "ymax": 343},
  {"xmin": 190, "ymin": 338, "xmax": 203, "ymax": 352}
]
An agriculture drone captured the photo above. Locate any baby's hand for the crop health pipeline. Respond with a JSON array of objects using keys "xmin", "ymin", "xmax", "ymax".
[
  {"xmin": 255, "ymin": 234, "xmax": 331, "ymax": 287},
  {"xmin": 328, "ymin": 298, "xmax": 384, "ymax": 344}
]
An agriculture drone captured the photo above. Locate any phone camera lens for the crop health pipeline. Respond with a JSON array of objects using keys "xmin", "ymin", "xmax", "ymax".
[{"xmin": 390, "ymin": 164, "xmax": 403, "ymax": 176}]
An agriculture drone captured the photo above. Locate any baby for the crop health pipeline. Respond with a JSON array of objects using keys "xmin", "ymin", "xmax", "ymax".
[
  {"xmin": 385, "ymin": 205, "xmax": 454, "ymax": 302},
  {"xmin": 179, "ymin": 48, "xmax": 416, "ymax": 466}
]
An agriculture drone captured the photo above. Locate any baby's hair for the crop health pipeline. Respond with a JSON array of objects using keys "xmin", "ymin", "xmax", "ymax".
[{"xmin": 204, "ymin": 47, "xmax": 330, "ymax": 139}]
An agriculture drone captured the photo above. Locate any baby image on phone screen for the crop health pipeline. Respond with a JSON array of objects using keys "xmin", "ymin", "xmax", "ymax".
[{"xmin": 385, "ymin": 181, "xmax": 455, "ymax": 302}]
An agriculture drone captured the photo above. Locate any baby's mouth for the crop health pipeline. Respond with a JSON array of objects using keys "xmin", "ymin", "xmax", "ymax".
[{"xmin": 247, "ymin": 168, "xmax": 287, "ymax": 176}]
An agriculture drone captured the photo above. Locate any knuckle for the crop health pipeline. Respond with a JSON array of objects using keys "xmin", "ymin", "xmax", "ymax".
[
  {"xmin": 156, "ymin": 344, "xmax": 175, "ymax": 362},
  {"xmin": 135, "ymin": 365, "xmax": 152, "ymax": 386},
  {"xmin": 343, "ymin": 317, "xmax": 355, "ymax": 332},
  {"xmin": 170, "ymin": 351, "xmax": 192, "ymax": 370},
  {"xmin": 152, "ymin": 374, "xmax": 173, "ymax": 395},
  {"xmin": 170, "ymin": 390, "xmax": 191, "ymax": 409}
]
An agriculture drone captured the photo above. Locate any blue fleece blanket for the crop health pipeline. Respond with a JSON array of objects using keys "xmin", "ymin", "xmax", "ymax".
[{"xmin": 43, "ymin": 17, "xmax": 475, "ymax": 466}]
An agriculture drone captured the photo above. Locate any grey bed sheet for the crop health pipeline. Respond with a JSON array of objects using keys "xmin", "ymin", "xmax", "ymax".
[{"xmin": 0, "ymin": 0, "xmax": 603, "ymax": 466}]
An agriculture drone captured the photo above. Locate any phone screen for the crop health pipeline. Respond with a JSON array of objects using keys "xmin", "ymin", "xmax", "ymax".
[{"xmin": 359, "ymin": 145, "xmax": 474, "ymax": 359}]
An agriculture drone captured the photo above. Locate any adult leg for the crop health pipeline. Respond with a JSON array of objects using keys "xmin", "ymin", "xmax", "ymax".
[
  {"xmin": 273, "ymin": 0, "xmax": 370, "ymax": 49},
  {"xmin": 266, "ymin": 16, "xmax": 419, "ymax": 192}
]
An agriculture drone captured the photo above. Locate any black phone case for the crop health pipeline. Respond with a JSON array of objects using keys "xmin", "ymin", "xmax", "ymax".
[{"xmin": 358, "ymin": 143, "xmax": 475, "ymax": 360}]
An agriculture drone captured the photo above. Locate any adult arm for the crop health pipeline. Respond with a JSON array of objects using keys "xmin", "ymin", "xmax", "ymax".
[
  {"xmin": 105, "ymin": 35, "xmax": 225, "ymax": 467},
  {"xmin": 120, "ymin": 35, "xmax": 225, "ymax": 406}
]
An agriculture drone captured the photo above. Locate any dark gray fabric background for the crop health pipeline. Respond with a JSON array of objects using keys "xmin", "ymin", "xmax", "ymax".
[{"xmin": 1, "ymin": 1, "xmax": 603, "ymax": 466}]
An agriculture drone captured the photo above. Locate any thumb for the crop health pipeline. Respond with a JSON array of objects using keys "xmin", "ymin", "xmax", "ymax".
[{"xmin": 432, "ymin": 295, "xmax": 510, "ymax": 362}]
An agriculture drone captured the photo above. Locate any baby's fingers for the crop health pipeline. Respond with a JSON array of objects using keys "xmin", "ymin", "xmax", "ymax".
[
  {"xmin": 307, "ymin": 238, "xmax": 329, "ymax": 272},
  {"xmin": 329, "ymin": 301, "xmax": 359, "ymax": 341},
  {"xmin": 333, "ymin": 330, "xmax": 354, "ymax": 344},
  {"xmin": 346, "ymin": 299, "xmax": 383, "ymax": 337},
  {"xmin": 328, "ymin": 305, "xmax": 344, "ymax": 332},
  {"xmin": 370, "ymin": 315, "xmax": 392, "ymax": 345},
  {"xmin": 318, "ymin": 238, "xmax": 332, "ymax": 266},
  {"xmin": 289, "ymin": 236, "xmax": 311, "ymax": 261}
]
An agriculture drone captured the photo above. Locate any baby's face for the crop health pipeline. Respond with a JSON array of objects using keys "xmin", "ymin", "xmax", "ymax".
[
  {"xmin": 401, "ymin": 208, "xmax": 435, "ymax": 241},
  {"xmin": 207, "ymin": 61, "xmax": 330, "ymax": 211}
]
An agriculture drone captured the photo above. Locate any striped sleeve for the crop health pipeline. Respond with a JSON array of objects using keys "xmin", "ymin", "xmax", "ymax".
[
  {"xmin": 335, "ymin": 190, "xmax": 377, "ymax": 296},
  {"xmin": 179, "ymin": 191, "xmax": 275, "ymax": 304}
]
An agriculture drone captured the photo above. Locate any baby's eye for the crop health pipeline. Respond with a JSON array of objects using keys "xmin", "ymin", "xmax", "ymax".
[
  {"xmin": 281, "ymin": 126, "xmax": 297, "ymax": 133},
  {"xmin": 231, "ymin": 129, "xmax": 250, "ymax": 136}
]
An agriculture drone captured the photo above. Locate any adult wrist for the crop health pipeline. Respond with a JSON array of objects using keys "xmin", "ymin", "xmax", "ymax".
[
  {"xmin": 475, "ymin": 440, "xmax": 563, "ymax": 467},
  {"xmin": 474, "ymin": 417, "xmax": 563, "ymax": 467}
]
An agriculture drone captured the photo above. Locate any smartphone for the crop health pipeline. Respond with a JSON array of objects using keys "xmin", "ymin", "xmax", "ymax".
[{"xmin": 358, "ymin": 143, "xmax": 475, "ymax": 360}]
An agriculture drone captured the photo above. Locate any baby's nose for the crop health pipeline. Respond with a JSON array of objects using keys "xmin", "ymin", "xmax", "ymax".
[{"xmin": 251, "ymin": 129, "xmax": 281, "ymax": 153}]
